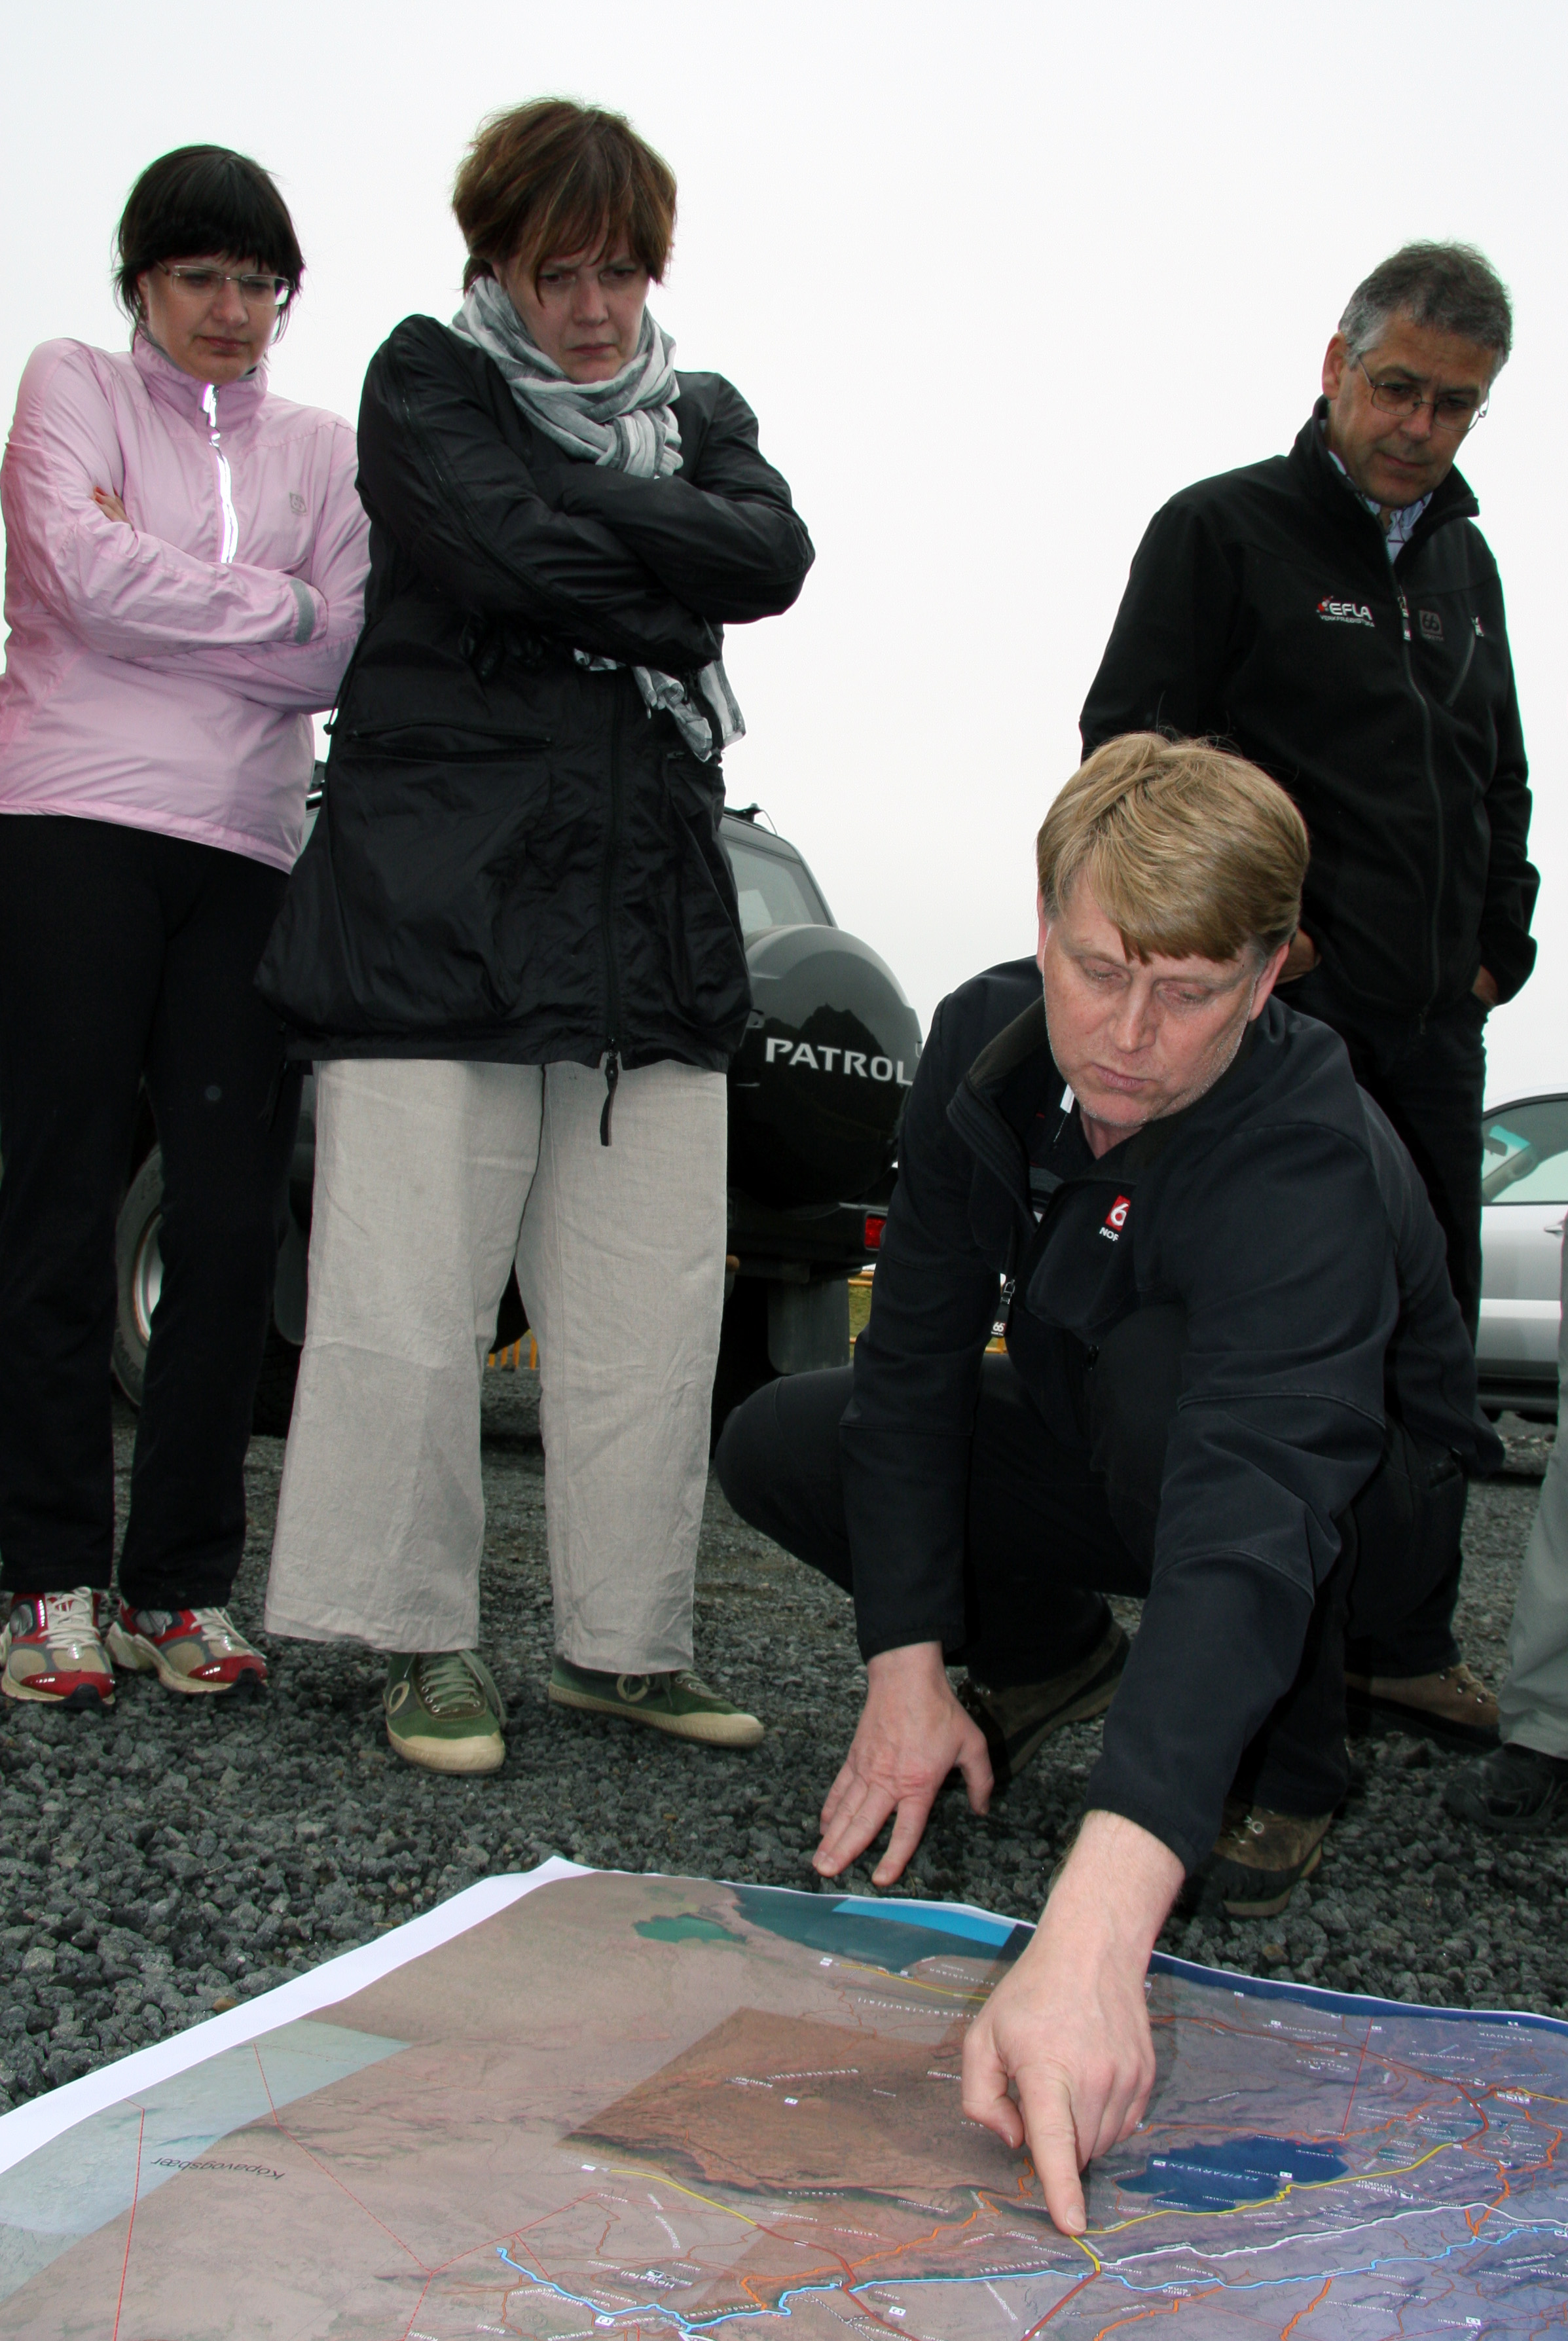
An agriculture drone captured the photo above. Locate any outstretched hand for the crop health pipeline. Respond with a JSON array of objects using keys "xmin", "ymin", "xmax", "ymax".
[
  {"xmin": 962, "ymin": 1811, "xmax": 1184, "ymax": 2234},
  {"xmin": 814, "ymin": 1642, "xmax": 992, "ymax": 1886}
]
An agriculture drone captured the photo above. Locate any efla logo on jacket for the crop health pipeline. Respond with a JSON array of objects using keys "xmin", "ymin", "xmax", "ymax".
[{"xmin": 1316, "ymin": 598, "xmax": 1375, "ymax": 627}]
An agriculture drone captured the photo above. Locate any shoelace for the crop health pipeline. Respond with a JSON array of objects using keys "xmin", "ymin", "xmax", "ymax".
[
  {"xmin": 416, "ymin": 1652, "xmax": 487, "ymax": 1716},
  {"xmin": 186, "ymin": 1606, "xmax": 254, "ymax": 1655},
  {"xmin": 671, "ymin": 1670, "xmax": 721, "ymax": 1701},
  {"xmin": 35, "ymin": 1589, "xmax": 104, "ymax": 1650}
]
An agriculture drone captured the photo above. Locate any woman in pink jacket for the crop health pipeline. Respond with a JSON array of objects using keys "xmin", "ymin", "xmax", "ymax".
[{"xmin": 0, "ymin": 145, "xmax": 368, "ymax": 1711}]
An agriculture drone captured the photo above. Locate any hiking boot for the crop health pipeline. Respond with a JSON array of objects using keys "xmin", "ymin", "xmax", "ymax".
[
  {"xmin": 0, "ymin": 1589, "xmax": 115, "ymax": 1709},
  {"xmin": 106, "ymin": 1603, "xmax": 266, "ymax": 1695},
  {"xmin": 1345, "ymin": 1661, "xmax": 1499, "ymax": 1751},
  {"xmin": 548, "ymin": 1658, "xmax": 763, "ymax": 1747},
  {"xmin": 384, "ymin": 1651, "xmax": 506, "ymax": 1774},
  {"xmin": 957, "ymin": 1622, "xmax": 1129, "ymax": 1790},
  {"xmin": 1443, "ymin": 1741, "xmax": 1568, "ymax": 1836},
  {"xmin": 1188, "ymin": 1800, "xmax": 1334, "ymax": 1918}
]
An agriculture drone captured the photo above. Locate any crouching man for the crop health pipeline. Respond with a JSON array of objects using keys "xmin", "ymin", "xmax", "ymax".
[{"xmin": 716, "ymin": 733, "xmax": 1499, "ymax": 2234}]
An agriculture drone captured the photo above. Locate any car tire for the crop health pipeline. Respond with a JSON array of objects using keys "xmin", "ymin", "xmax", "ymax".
[
  {"xmin": 112, "ymin": 1146, "xmax": 302, "ymax": 1437},
  {"xmin": 111, "ymin": 1149, "xmax": 166, "ymax": 1410}
]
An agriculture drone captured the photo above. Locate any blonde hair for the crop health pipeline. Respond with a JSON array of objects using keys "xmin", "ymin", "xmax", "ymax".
[{"xmin": 1036, "ymin": 734, "xmax": 1308, "ymax": 964}]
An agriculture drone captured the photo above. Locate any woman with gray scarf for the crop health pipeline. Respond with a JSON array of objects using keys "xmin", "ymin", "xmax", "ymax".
[{"xmin": 257, "ymin": 99, "xmax": 814, "ymax": 1773}]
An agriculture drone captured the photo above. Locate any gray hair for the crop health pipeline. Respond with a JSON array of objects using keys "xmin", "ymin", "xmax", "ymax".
[{"xmin": 1340, "ymin": 242, "xmax": 1512, "ymax": 373}]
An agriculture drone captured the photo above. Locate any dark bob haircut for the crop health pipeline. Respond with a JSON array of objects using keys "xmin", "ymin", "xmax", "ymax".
[
  {"xmin": 452, "ymin": 99, "xmax": 676, "ymax": 295},
  {"xmin": 115, "ymin": 145, "xmax": 306, "ymax": 329}
]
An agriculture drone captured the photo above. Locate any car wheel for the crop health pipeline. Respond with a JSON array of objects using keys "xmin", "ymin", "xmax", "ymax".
[
  {"xmin": 111, "ymin": 1147, "xmax": 302, "ymax": 1436},
  {"xmin": 111, "ymin": 1150, "xmax": 166, "ymax": 1409}
]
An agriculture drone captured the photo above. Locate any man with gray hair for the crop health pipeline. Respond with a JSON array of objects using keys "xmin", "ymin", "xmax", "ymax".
[{"xmin": 1082, "ymin": 242, "xmax": 1534, "ymax": 1752}]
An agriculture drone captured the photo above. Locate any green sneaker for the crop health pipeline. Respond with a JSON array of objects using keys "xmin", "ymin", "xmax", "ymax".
[
  {"xmin": 548, "ymin": 1657, "xmax": 763, "ymax": 1747},
  {"xmin": 384, "ymin": 1650, "xmax": 506, "ymax": 1774}
]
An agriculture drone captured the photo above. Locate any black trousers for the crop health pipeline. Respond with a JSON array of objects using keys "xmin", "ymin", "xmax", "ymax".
[
  {"xmin": 1286, "ymin": 972, "xmax": 1488, "ymax": 1341},
  {"xmin": 0, "ymin": 816, "xmax": 301, "ymax": 1607},
  {"xmin": 716, "ymin": 1310, "xmax": 1468, "ymax": 1819}
]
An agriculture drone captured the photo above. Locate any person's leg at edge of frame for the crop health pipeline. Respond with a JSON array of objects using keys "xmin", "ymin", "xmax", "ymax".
[
  {"xmin": 0, "ymin": 816, "xmax": 172, "ymax": 1712},
  {"xmin": 263, "ymin": 1057, "xmax": 539, "ymax": 1773},
  {"xmin": 107, "ymin": 841, "xmax": 299, "ymax": 1700},
  {"xmin": 520, "ymin": 1057, "xmax": 762, "ymax": 1747},
  {"xmin": 1299, "ymin": 978, "xmax": 1497, "ymax": 1745},
  {"xmin": 1448, "ymin": 1227, "xmax": 1568, "ymax": 1834}
]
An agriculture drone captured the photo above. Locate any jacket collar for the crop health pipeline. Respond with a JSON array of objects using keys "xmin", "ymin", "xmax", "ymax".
[
  {"xmin": 1289, "ymin": 397, "xmax": 1478, "ymax": 556},
  {"xmin": 132, "ymin": 331, "xmax": 269, "ymax": 433},
  {"xmin": 950, "ymin": 990, "xmax": 1266, "ymax": 1202}
]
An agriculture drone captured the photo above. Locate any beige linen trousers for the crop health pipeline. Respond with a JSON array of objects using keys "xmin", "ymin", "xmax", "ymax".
[{"xmin": 264, "ymin": 1055, "xmax": 727, "ymax": 1669}]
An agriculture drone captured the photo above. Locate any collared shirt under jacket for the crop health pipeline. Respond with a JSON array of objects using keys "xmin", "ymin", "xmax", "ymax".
[
  {"xmin": 1080, "ymin": 402, "xmax": 1537, "ymax": 1020},
  {"xmin": 841, "ymin": 960, "xmax": 1501, "ymax": 1872},
  {"xmin": 256, "ymin": 316, "xmax": 814, "ymax": 1070}
]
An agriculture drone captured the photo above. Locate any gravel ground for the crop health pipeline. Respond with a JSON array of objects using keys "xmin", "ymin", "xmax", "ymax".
[{"xmin": 0, "ymin": 1375, "xmax": 1559, "ymax": 2113}]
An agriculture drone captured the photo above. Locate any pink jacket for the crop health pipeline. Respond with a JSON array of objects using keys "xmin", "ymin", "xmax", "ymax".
[{"xmin": 0, "ymin": 334, "xmax": 369, "ymax": 871}]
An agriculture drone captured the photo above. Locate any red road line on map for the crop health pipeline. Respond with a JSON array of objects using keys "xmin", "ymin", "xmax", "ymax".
[
  {"xmin": 1337, "ymin": 2021, "xmax": 1377, "ymax": 2139},
  {"xmin": 1280, "ymin": 2277, "xmax": 1331, "ymax": 2338},
  {"xmin": 1090, "ymin": 2290, "xmax": 1220, "ymax": 2336},
  {"xmin": 109, "ymin": 2107, "xmax": 145, "ymax": 2341},
  {"xmin": 398, "ymin": 2275, "xmax": 436, "ymax": 2341},
  {"xmin": 249, "ymin": 2039, "xmax": 431, "ymax": 2271},
  {"xmin": 1019, "ymin": 2268, "xmax": 1099, "ymax": 2332}
]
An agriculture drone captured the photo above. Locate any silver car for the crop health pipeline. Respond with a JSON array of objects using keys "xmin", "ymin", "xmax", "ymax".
[{"xmin": 1478, "ymin": 1092, "xmax": 1568, "ymax": 1421}]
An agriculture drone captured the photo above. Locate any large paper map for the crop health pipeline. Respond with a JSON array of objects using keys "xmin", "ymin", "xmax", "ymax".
[{"xmin": 0, "ymin": 1861, "xmax": 1563, "ymax": 2336}]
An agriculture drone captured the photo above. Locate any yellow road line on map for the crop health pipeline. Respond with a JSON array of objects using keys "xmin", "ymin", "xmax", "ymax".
[
  {"xmin": 594, "ymin": 2162, "xmax": 768, "ymax": 2231},
  {"xmin": 1087, "ymin": 2137, "xmax": 1461, "ymax": 2242},
  {"xmin": 832, "ymin": 1959, "xmax": 989, "ymax": 2003}
]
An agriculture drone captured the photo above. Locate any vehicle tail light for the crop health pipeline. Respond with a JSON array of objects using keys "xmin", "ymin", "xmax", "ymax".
[{"xmin": 864, "ymin": 1214, "xmax": 886, "ymax": 1251}]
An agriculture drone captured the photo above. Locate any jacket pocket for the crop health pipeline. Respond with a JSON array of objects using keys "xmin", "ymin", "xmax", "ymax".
[
  {"xmin": 264, "ymin": 738, "xmax": 560, "ymax": 1035},
  {"xmin": 337, "ymin": 720, "xmax": 553, "ymax": 762}
]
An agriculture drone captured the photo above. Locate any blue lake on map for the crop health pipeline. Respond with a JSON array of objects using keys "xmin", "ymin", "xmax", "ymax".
[{"xmin": 1121, "ymin": 2135, "xmax": 1349, "ymax": 2211}]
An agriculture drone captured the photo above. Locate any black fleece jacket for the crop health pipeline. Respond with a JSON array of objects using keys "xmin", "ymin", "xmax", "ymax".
[
  {"xmin": 841, "ymin": 960, "xmax": 1501, "ymax": 1872},
  {"xmin": 1081, "ymin": 405, "xmax": 1537, "ymax": 1019},
  {"xmin": 257, "ymin": 317, "xmax": 813, "ymax": 1069}
]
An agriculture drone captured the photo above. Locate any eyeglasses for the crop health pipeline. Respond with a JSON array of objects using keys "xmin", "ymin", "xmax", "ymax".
[
  {"xmin": 1355, "ymin": 357, "xmax": 1487, "ymax": 437},
  {"xmin": 157, "ymin": 264, "xmax": 290, "ymax": 309}
]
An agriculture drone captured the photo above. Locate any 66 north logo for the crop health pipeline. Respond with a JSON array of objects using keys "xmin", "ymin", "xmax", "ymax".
[{"xmin": 1099, "ymin": 1195, "xmax": 1131, "ymax": 1243}]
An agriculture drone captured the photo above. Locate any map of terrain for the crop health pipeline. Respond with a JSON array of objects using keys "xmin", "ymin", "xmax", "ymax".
[{"xmin": 0, "ymin": 1865, "xmax": 1563, "ymax": 2336}]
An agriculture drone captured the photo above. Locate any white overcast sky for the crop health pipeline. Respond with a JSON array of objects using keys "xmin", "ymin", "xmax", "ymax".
[{"xmin": 2, "ymin": 0, "xmax": 1563, "ymax": 1104}]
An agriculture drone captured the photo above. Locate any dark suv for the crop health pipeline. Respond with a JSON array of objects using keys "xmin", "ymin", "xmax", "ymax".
[{"xmin": 113, "ymin": 792, "xmax": 922, "ymax": 1441}]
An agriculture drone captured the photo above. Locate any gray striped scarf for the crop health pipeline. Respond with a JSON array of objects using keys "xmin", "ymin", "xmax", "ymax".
[{"xmin": 452, "ymin": 276, "xmax": 743, "ymax": 761}]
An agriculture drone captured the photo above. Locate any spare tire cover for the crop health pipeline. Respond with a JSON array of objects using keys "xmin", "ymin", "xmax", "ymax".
[{"xmin": 729, "ymin": 924, "xmax": 922, "ymax": 1208}]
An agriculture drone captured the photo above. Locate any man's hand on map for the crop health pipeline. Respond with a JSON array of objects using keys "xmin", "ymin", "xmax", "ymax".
[
  {"xmin": 813, "ymin": 1641, "xmax": 993, "ymax": 1887},
  {"xmin": 962, "ymin": 1810, "xmax": 1184, "ymax": 2234}
]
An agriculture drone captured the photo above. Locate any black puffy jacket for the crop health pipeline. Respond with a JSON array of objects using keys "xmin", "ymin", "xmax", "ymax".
[
  {"xmin": 1081, "ymin": 404, "xmax": 1537, "ymax": 1019},
  {"xmin": 257, "ymin": 316, "xmax": 814, "ymax": 1077}
]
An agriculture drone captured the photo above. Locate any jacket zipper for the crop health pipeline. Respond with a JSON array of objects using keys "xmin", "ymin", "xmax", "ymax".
[
  {"xmin": 598, "ymin": 683, "xmax": 625, "ymax": 1146},
  {"xmin": 1391, "ymin": 575, "xmax": 1445, "ymax": 1016},
  {"xmin": 202, "ymin": 384, "xmax": 239, "ymax": 563}
]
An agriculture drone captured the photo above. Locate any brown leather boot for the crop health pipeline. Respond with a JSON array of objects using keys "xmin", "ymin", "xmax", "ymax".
[
  {"xmin": 1190, "ymin": 1802, "xmax": 1335, "ymax": 1918},
  {"xmin": 957, "ymin": 1622, "xmax": 1128, "ymax": 1791},
  {"xmin": 1344, "ymin": 1661, "xmax": 1499, "ymax": 1751}
]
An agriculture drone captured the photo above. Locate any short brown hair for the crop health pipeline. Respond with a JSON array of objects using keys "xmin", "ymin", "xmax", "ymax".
[
  {"xmin": 452, "ymin": 99, "xmax": 676, "ymax": 294},
  {"xmin": 1036, "ymin": 734, "xmax": 1308, "ymax": 964}
]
